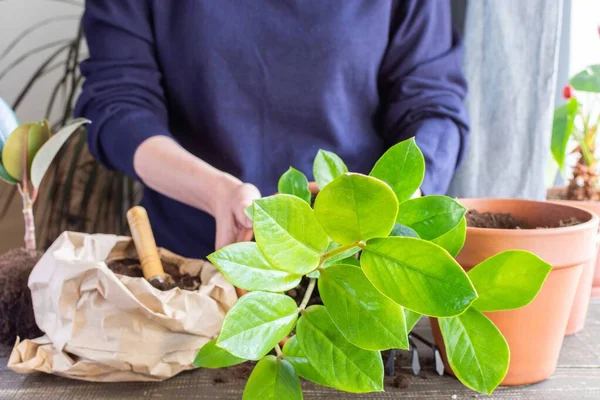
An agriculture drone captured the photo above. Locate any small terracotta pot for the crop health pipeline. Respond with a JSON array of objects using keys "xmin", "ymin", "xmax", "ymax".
[
  {"xmin": 547, "ymin": 186, "xmax": 600, "ymax": 334},
  {"xmin": 430, "ymin": 198, "xmax": 598, "ymax": 386},
  {"xmin": 548, "ymin": 186, "xmax": 600, "ymax": 300}
]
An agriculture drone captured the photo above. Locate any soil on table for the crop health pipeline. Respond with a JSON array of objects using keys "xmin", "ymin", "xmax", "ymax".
[
  {"xmin": 107, "ymin": 259, "xmax": 201, "ymax": 291},
  {"xmin": 466, "ymin": 209, "xmax": 584, "ymax": 229},
  {"xmin": 0, "ymin": 248, "xmax": 43, "ymax": 346}
]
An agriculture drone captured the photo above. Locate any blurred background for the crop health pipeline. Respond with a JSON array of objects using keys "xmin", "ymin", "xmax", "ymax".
[{"xmin": 0, "ymin": 0, "xmax": 599, "ymax": 253}]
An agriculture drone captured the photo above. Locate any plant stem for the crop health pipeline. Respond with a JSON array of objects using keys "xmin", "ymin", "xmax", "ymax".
[
  {"xmin": 298, "ymin": 278, "xmax": 316, "ymax": 311},
  {"xmin": 275, "ymin": 344, "xmax": 283, "ymax": 357},
  {"xmin": 321, "ymin": 241, "xmax": 363, "ymax": 261},
  {"xmin": 19, "ymin": 186, "xmax": 36, "ymax": 253}
]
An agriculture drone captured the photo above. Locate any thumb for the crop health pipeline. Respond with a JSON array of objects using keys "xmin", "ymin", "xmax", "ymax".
[{"xmin": 235, "ymin": 184, "xmax": 261, "ymax": 229}]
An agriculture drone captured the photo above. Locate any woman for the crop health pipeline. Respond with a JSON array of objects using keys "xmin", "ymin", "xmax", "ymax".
[{"xmin": 75, "ymin": 0, "xmax": 468, "ymax": 259}]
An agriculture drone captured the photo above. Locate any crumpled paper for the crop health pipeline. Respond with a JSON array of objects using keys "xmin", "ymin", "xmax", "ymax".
[{"xmin": 8, "ymin": 231, "xmax": 237, "ymax": 381}]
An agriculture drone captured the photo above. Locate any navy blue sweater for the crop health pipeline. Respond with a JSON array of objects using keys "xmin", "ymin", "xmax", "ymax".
[{"xmin": 75, "ymin": 0, "xmax": 469, "ymax": 259}]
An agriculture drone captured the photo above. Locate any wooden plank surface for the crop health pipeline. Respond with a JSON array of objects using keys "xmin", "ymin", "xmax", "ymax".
[{"xmin": 2, "ymin": 299, "xmax": 600, "ymax": 399}]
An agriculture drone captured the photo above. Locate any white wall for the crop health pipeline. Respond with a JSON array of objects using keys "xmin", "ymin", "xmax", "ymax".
[
  {"xmin": 569, "ymin": 0, "xmax": 600, "ymax": 75},
  {"xmin": 0, "ymin": 0, "xmax": 83, "ymax": 122},
  {"xmin": 0, "ymin": 0, "xmax": 83, "ymax": 252}
]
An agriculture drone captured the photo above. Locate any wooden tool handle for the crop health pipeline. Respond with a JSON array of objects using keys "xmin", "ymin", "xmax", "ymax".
[{"xmin": 126, "ymin": 206, "xmax": 165, "ymax": 281}]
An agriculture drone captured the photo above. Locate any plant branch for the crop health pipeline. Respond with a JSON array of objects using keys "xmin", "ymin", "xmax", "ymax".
[
  {"xmin": 298, "ymin": 278, "xmax": 316, "ymax": 311},
  {"xmin": 321, "ymin": 241, "xmax": 363, "ymax": 261},
  {"xmin": 274, "ymin": 344, "xmax": 283, "ymax": 357}
]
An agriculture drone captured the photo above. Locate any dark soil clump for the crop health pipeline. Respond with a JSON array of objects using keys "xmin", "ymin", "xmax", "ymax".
[
  {"xmin": 107, "ymin": 258, "xmax": 201, "ymax": 291},
  {"xmin": 466, "ymin": 209, "xmax": 584, "ymax": 229},
  {"xmin": 466, "ymin": 210, "xmax": 525, "ymax": 229},
  {"xmin": 0, "ymin": 248, "xmax": 44, "ymax": 345}
]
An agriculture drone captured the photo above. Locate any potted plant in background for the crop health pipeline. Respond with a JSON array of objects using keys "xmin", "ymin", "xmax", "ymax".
[
  {"xmin": 0, "ymin": 117, "xmax": 89, "ymax": 345},
  {"xmin": 196, "ymin": 138, "xmax": 552, "ymax": 398},
  {"xmin": 548, "ymin": 63, "xmax": 600, "ymax": 335}
]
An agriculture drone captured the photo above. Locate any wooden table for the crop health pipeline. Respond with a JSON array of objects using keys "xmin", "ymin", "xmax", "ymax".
[{"xmin": 2, "ymin": 299, "xmax": 599, "ymax": 399}]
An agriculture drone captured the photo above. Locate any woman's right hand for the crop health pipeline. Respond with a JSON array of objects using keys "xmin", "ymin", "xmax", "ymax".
[
  {"xmin": 134, "ymin": 136, "xmax": 261, "ymax": 251},
  {"xmin": 212, "ymin": 176, "xmax": 261, "ymax": 250}
]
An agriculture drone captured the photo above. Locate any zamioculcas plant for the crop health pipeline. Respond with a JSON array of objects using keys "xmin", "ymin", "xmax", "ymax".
[
  {"xmin": 195, "ymin": 138, "xmax": 551, "ymax": 398},
  {"xmin": 0, "ymin": 118, "xmax": 90, "ymax": 252},
  {"xmin": 551, "ymin": 64, "xmax": 600, "ymax": 200}
]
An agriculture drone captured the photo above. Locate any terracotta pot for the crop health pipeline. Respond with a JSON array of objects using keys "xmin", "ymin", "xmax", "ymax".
[
  {"xmin": 548, "ymin": 187, "xmax": 600, "ymax": 301},
  {"xmin": 547, "ymin": 186, "xmax": 600, "ymax": 334},
  {"xmin": 430, "ymin": 198, "xmax": 598, "ymax": 386}
]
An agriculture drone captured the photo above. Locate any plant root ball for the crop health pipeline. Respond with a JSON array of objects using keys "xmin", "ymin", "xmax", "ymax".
[{"xmin": 0, "ymin": 248, "xmax": 43, "ymax": 345}]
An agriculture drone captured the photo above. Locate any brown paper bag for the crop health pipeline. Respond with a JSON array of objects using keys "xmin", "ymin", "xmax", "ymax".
[{"xmin": 8, "ymin": 232, "xmax": 237, "ymax": 382}]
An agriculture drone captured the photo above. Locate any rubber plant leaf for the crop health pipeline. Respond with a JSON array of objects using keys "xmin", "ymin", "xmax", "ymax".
[
  {"xmin": 278, "ymin": 167, "xmax": 311, "ymax": 204},
  {"xmin": 296, "ymin": 305, "xmax": 383, "ymax": 393},
  {"xmin": 361, "ymin": 237, "xmax": 477, "ymax": 317},
  {"xmin": 369, "ymin": 138, "xmax": 425, "ymax": 203},
  {"xmin": 314, "ymin": 173, "xmax": 398, "ymax": 244},
  {"xmin": 243, "ymin": 355, "xmax": 302, "ymax": 400},
  {"xmin": 253, "ymin": 194, "xmax": 329, "ymax": 274},
  {"xmin": 468, "ymin": 250, "xmax": 552, "ymax": 312},
  {"xmin": 439, "ymin": 308, "xmax": 509, "ymax": 395},
  {"xmin": 1, "ymin": 121, "xmax": 50, "ymax": 181},
  {"xmin": 208, "ymin": 242, "xmax": 302, "ymax": 292},
  {"xmin": 30, "ymin": 118, "xmax": 90, "ymax": 188},
  {"xmin": 216, "ymin": 291, "xmax": 297, "ymax": 360},
  {"xmin": 193, "ymin": 339, "xmax": 246, "ymax": 369},
  {"xmin": 319, "ymin": 264, "xmax": 408, "ymax": 350},
  {"xmin": 313, "ymin": 149, "xmax": 348, "ymax": 189}
]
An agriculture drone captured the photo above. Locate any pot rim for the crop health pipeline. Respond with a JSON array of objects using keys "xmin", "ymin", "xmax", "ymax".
[{"xmin": 458, "ymin": 197, "xmax": 599, "ymax": 237}]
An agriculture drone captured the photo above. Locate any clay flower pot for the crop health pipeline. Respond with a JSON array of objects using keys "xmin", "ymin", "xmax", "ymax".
[
  {"xmin": 548, "ymin": 186, "xmax": 600, "ymax": 303},
  {"xmin": 431, "ymin": 198, "xmax": 598, "ymax": 386},
  {"xmin": 547, "ymin": 186, "xmax": 600, "ymax": 334}
]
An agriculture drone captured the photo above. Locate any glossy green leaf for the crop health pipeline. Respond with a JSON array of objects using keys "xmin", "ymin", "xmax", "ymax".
[
  {"xmin": 282, "ymin": 335, "xmax": 330, "ymax": 387},
  {"xmin": 0, "ymin": 162, "xmax": 17, "ymax": 184},
  {"xmin": 254, "ymin": 195, "xmax": 329, "ymax": 274},
  {"xmin": 431, "ymin": 218, "xmax": 466, "ymax": 257},
  {"xmin": 30, "ymin": 118, "xmax": 90, "ymax": 188},
  {"xmin": 468, "ymin": 250, "xmax": 552, "ymax": 312},
  {"xmin": 217, "ymin": 291, "xmax": 298, "ymax": 360},
  {"xmin": 361, "ymin": 237, "xmax": 477, "ymax": 317},
  {"xmin": 326, "ymin": 256, "xmax": 360, "ymax": 267},
  {"xmin": 396, "ymin": 196, "xmax": 466, "ymax": 241},
  {"xmin": 313, "ymin": 149, "xmax": 348, "ymax": 189},
  {"xmin": 243, "ymin": 355, "xmax": 302, "ymax": 400},
  {"xmin": 570, "ymin": 65, "xmax": 600, "ymax": 93},
  {"xmin": 551, "ymin": 98, "xmax": 579, "ymax": 169},
  {"xmin": 322, "ymin": 241, "xmax": 361, "ymax": 266},
  {"xmin": 439, "ymin": 308, "xmax": 509, "ymax": 395},
  {"xmin": 369, "ymin": 138, "xmax": 425, "ymax": 203},
  {"xmin": 208, "ymin": 242, "xmax": 302, "ymax": 292},
  {"xmin": 319, "ymin": 265, "xmax": 408, "ymax": 350},
  {"xmin": 404, "ymin": 309, "xmax": 421, "ymax": 332},
  {"xmin": 314, "ymin": 173, "xmax": 398, "ymax": 244},
  {"xmin": 390, "ymin": 223, "xmax": 419, "ymax": 238},
  {"xmin": 296, "ymin": 305, "xmax": 383, "ymax": 393},
  {"xmin": 278, "ymin": 167, "xmax": 311, "ymax": 204},
  {"xmin": 193, "ymin": 339, "xmax": 246, "ymax": 368}
]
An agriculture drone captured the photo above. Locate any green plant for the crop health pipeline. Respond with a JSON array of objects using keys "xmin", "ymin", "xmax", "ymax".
[
  {"xmin": 196, "ymin": 138, "xmax": 551, "ymax": 398},
  {"xmin": 0, "ymin": 118, "xmax": 90, "ymax": 251},
  {"xmin": 551, "ymin": 64, "xmax": 600, "ymax": 200}
]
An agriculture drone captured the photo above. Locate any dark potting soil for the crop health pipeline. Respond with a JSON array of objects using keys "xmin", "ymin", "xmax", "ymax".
[
  {"xmin": 107, "ymin": 259, "xmax": 201, "ymax": 291},
  {"xmin": 0, "ymin": 248, "xmax": 43, "ymax": 346},
  {"xmin": 466, "ymin": 209, "xmax": 584, "ymax": 229}
]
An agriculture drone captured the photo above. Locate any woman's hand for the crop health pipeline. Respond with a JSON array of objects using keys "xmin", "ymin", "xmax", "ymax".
[
  {"xmin": 212, "ymin": 176, "xmax": 261, "ymax": 250},
  {"xmin": 134, "ymin": 136, "xmax": 261, "ymax": 250}
]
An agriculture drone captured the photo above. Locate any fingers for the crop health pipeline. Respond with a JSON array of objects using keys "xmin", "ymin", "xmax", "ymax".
[{"xmin": 215, "ymin": 215, "xmax": 237, "ymax": 250}]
